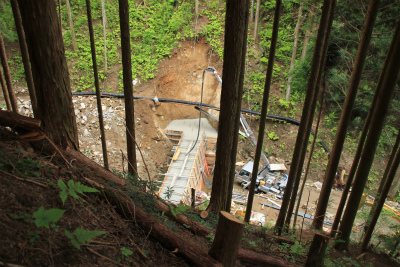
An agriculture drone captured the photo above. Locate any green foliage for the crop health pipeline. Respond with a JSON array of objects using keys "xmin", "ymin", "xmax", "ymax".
[
  {"xmin": 33, "ymin": 206, "xmax": 65, "ymax": 229},
  {"xmin": 169, "ymin": 203, "xmax": 191, "ymax": 217},
  {"xmin": 163, "ymin": 186, "xmax": 174, "ymax": 200},
  {"xmin": 15, "ymin": 158, "xmax": 42, "ymax": 178},
  {"xmin": 65, "ymin": 227, "xmax": 106, "ymax": 250},
  {"xmin": 200, "ymin": 1, "xmax": 225, "ymax": 59},
  {"xmin": 57, "ymin": 179, "xmax": 99, "ymax": 205},
  {"xmin": 9, "ymin": 211, "xmax": 32, "ymax": 223},
  {"xmin": 0, "ymin": 1, "xmax": 17, "ymax": 42}
]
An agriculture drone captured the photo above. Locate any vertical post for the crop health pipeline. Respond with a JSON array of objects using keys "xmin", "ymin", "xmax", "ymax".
[
  {"xmin": 191, "ymin": 187, "xmax": 195, "ymax": 208},
  {"xmin": 305, "ymin": 233, "xmax": 329, "ymax": 267}
]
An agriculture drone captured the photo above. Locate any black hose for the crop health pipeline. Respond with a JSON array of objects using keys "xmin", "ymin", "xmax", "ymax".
[{"xmin": 72, "ymin": 91, "xmax": 331, "ymax": 155}]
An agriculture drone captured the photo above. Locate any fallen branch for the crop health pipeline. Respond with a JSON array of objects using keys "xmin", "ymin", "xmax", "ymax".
[
  {"xmin": 0, "ymin": 169, "xmax": 48, "ymax": 188},
  {"xmin": 0, "ymin": 110, "xmax": 41, "ymax": 131},
  {"xmin": 238, "ymin": 249, "xmax": 302, "ymax": 267}
]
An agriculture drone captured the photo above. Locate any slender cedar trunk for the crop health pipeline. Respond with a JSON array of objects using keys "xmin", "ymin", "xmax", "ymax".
[
  {"xmin": 389, "ymin": 174, "xmax": 400, "ymax": 198},
  {"xmin": 364, "ymin": 131, "xmax": 400, "ymax": 234},
  {"xmin": 250, "ymin": 0, "xmax": 254, "ymax": 24},
  {"xmin": 0, "ymin": 33, "xmax": 18, "ymax": 113},
  {"xmin": 118, "ymin": 0, "xmax": 137, "ymax": 175},
  {"xmin": 0, "ymin": 66, "xmax": 11, "ymax": 111},
  {"xmin": 330, "ymin": 81, "xmax": 379, "ymax": 237},
  {"xmin": 207, "ymin": 0, "xmax": 249, "ymax": 213},
  {"xmin": 301, "ymin": 5, "xmax": 315, "ymax": 61},
  {"xmin": 10, "ymin": 0, "xmax": 38, "ymax": 117},
  {"xmin": 85, "ymin": 0, "xmax": 109, "ymax": 170},
  {"xmin": 286, "ymin": 2, "xmax": 303, "ymax": 101},
  {"xmin": 195, "ymin": 0, "xmax": 199, "ymax": 16},
  {"xmin": 66, "ymin": 0, "xmax": 78, "ymax": 51},
  {"xmin": 245, "ymin": 0, "xmax": 281, "ymax": 223},
  {"xmin": 275, "ymin": 0, "xmax": 335, "ymax": 235},
  {"xmin": 18, "ymin": 0, "xmax": 79, "ymax": 149},
  {"xmin": 293, "ymin": 85, "xmax": 325, "ymax": 229},
  {"xmin": 336, "ymin": 20, "xmax": 400, "ymax": 251},
  {"xmin": 312, "ymin": 0, "xmax": 381, "ymax": 230},
  {"xmin": 253, "ymin": 0, "xmax": 260, "ymax": 43},
  {"xmin": 101, "ymin": 0, "xmax": 107, "ymax": 74},
  {"xmin": 362, "ymin": 131, "xmax": 400, "ymax": 250}
]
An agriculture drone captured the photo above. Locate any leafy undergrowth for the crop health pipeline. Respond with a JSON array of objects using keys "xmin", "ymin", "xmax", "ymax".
[{"xmin": 1, "ymin": 126, "xmax": 399, "ymax": 267}]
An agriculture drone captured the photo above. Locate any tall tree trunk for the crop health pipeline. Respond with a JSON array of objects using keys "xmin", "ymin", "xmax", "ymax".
[
  {"xmin": 362, "ymin": 130, "xmax": 400, "ymax": 251},
  {"xmin": 18, "ymin": 0, "xmax": 78, "ymax": 149},
  {"xmin": 250, "ymin": 0, "xmax": 254, "ymax": 24},
  {"xmin": 101, "ymin": 0, "xmax": 107, "ymax": 74},
  {"xmin": 364, "ymin": 131, "xmax": 400, "ymax": 234},
  {"xmin": 275, "ymin": 0, "xmax": 336, "ymax": 235},
  {"xmin": 253, "ymin": 0, "xmax": 260, "ymax": 43},
  {"xmin": 301, "ymin": 5, "xmax": 315, "ymax": 61},
  {"xmin": 195, "ymin": 0, "xmax": 199, "ymax": 16},
  {"xmin": 0, "ymin": 32, "xmax": 18, "ymax": 113},
  {"xmin": 312, "ymin": 0, "xmax": 381, "ymax": 230},
  {"xmin": 329, "ymin": 79, "xmax": 379, "ymax": 237},
  {"xmin": 207, "ymin": 0, "xmax": 249, "ymax": 213},
  {"xmin": 389, "ymin": 174, "xmax": 400, "ymax": 198},
  {"xmin": 245, "ymin": 0, "xmax": 281, "ymax": 223},
  {"xmin": 336, "ymin": 19, "xmax": 400, "ymax": 251},
  {"xmin": 286, "ymin": 2, "xmax": 303, "ymax": 101},
  {"xmin": 66, "ymin": 0, "xmax": 78, "ymax": 51},
  {"xmin": 118, "ymin": 0, "xmax": 137, "ymax": 175},
  {"xmin": 0, "ymin": 66, "xmax": 11, "ymax": 111},
  {"xmin": 10, "ymin": 0, "xmax": 38, "ymax": 117},
  {"xmin": 85, "ymin": 0, "xmax": 109, "ymax": 170}
]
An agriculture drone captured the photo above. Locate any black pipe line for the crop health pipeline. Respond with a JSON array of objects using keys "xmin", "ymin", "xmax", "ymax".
[{"xmin": 72, "ymin": 91, "xmax": 331, "ymax": 155}]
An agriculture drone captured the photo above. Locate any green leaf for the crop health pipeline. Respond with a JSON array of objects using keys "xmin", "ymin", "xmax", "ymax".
[
  {"xmin": 33, "ymin": 206, "xmax": 65, "ymax": 228},
  {"xmin": 74, "ymin": 228, "xmax": 106, "ymax": 245},
  {"xmin": 74, "ymin": 182, "xmax": 99, "ymax": 194},
  {"xmin": 67, "ymin": 180, "xmax": 79, "ymax": 200},
  {"xmin": 121, "ymin": 247, "xmax": 133, "ymax": 256}
]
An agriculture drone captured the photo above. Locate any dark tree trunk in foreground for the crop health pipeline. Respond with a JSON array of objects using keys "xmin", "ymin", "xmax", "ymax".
[
  {"xmin": 85, "ymin": 0, "xmax": 109, "ymax": 169},
  {"xmin": 208, "ymin": 0, "xmax": 249, "ymax": 213},
  {"xmin": 245, "ymin": 0, "xmax": 281, "ymax": 223},
  {"xmin": 276, "ymin": 0, "xmax": 336, "ymax": 235},
  {"xmin": 118, "ymin": 0, "xmax": 137, "ymax": 175},
  {"xmin": 18, "ymin": 0, "xmax": 78, "ymax": 149},
  {"xmin": 336, "ymin": 20, "xmax": 400, "ymax": 251},
  {"xmin": 362, "ymin": 130, "xmax": 400, "ymax": 250},
  {"xmin": 0, "ymin": 66, "xmax": 11, "ymax": 111},
  {"xmin": 0, "ymin": 32, "xmax": 18, "ymax": 113},
  {"xmin": 10, "ymin": 0, "xmax": 38, "ymax": 117},
  {"xmin": 312, "ymin": 0, "xmax": 380, "ymax": 230}
]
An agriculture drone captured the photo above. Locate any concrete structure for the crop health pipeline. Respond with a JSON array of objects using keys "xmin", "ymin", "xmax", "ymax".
[{"xmin": 158, "ymin": 119, "xmax": 217, "ymax": 205}]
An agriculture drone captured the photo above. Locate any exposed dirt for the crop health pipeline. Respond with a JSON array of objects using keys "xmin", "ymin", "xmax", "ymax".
[{"xmin": 2, "ymin": 37, "xmax": 400, "ymax": 266}]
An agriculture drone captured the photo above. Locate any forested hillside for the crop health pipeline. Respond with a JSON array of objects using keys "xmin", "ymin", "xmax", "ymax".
[{"xmin": 1, "ymin": 0, "xmax": 400, "ymax": 266}]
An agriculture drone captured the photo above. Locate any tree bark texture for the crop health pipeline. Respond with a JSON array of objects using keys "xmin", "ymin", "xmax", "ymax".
[
  {"xmin": 85, "ymin": 0, "xmax": 109, "ymax": 170},
  {"xmin": 276, "ymin": 0, "xmax": 336, "ymax": 234},
  {"xmin": 18, "ymin": 0, "xmax": 79, "ymax": 150},
  {"xmin": 66, "ymin": 0, "xmax": 78, "ymax": 51},
  {"xmin": 0, "ymin": 110, "xmax": 41, "ymax": 131},
  {"xmin": 0, "ymin": 32, "xmax": 18, "ymax": 113},
  {"xmin": 336, "ymin": 19, "xmax": 400, "ymax": 251},
  {"xmin": 362, "ymin": 130, "xmax": 400, "ymax": 250},
  {"xmin": 330, "ymin": 72, "xmax": 381, "ymax": 237},
  {"xmin": 208, "ymin": 0, "xmax": 249, "ymax": 213},
  {"xmin": 364, "ymin": 131, "xmax": 400, "ymax": 234},
  {"xmin": 312, "ymin": 0, "xmax": 380, "ymax": 230},
  {"xmin": 0, "ymin": 65, "xmax": 11, "ymax": 111},
  {"xmin": 253, "ymin": 0, "xmax": 260, "ymax": 42},
  {"xmin": 286, "ymin": 2, "xmax": 303, "ymax": 101},
  {"xmin": 10, "ymin": 0, "xmax": 38, "ymax": 117},
  {"xmin": 118, "ymin": 0, "xmax": 137, "ymax": 175},
  {"xmin": 209, "ymin": 211, "xmax": 244, "ymax": 267},
  {"xmin": 305, "ymin": 233, "xmax": 329, "ymax": 267},
  {"xmin": 245, "ymin": 0, "xmax": 281, "ymax": 223},
  {"xmin": 301, "ymin": 5, "xmax": 315, "ymax": 61}
]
